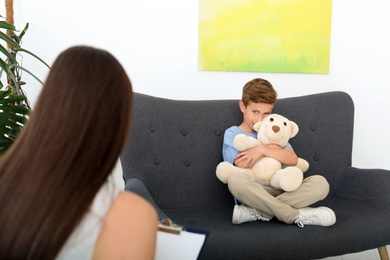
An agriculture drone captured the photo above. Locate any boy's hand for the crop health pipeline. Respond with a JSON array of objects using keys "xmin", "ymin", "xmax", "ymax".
[
  {"xmin": 234, "ymin": 146, "xmax": 264, "ymax": 168},
  {"xmin": 234, "ymin": 144, "xmax": 297, "ymax": 168}
]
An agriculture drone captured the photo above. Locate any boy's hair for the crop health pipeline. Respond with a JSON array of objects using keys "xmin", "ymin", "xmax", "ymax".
[{"xmin": 242, "ymin": 78, "xmax": 277, "ymax": 106}]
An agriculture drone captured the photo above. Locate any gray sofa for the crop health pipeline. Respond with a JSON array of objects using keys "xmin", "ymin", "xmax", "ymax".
[{"xmin": 120, "ymin": 91, "xmax": 390, "ymax": 260}]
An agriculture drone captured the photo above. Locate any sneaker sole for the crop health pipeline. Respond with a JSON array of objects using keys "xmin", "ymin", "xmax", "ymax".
[
  {"xmin": 232, "ymin": 205, "xmax": 241, "ymax": 224},
  {"xmin": 320, "ymin": 206, "xmax": 336, "ymax": 226}
]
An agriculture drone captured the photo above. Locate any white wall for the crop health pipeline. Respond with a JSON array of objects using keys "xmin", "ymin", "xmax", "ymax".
[{"xmin": 3, "ymin": 0, "xmax": 389, "ymax": 170}]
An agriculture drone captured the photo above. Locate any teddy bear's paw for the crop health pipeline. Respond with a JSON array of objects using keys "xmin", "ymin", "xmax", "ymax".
[
  {"xmin": 296, "ymin": 158, "xmax": 309, "ymax": 172},
  {"xmin": 233, "ymin": 134, "xmax": 250, "ymax": 151},
  {"xmin": 216, "ymin": 162, "xmax": 236, "ymax": 184},
  {"xmin": 253, "ymin": 157, "xmax": 281, "ymax": 185},
  {"xmin": 271, "ymin": 167, "xmax": 303, "ymax": 192}
]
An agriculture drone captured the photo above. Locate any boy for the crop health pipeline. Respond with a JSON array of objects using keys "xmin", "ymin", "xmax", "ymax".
[{"xmin": 222, "ymin": 78, "xmax": 336, "ymax": 227}]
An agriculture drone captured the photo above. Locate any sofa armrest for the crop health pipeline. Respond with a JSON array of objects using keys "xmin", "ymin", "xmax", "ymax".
[
  {"xmin": 333, "ymin": 166, "xmax": 390, "ymax": 200},
  {"xmin": 124, "ymin": 178, "xmax": 168, "ymax": 220}
]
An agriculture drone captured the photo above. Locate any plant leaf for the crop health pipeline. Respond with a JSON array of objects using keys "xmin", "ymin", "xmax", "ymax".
[
  {"xmin": 0, "ymin": 44, "xmax": 18, "ymax": 64},
  {"xmin": 17, "ymin": 23, "xmax": 29, "ymax": 42},
  {"xmin": 0, "ymin": 59, "xmax": 13, "ymax": 83},
  {"xmin": 0, "ymin": 31, "xmax": 20, "ymax": 50},
  {"xmin": 0, "ymin": 21, "xmax": 16, "ymax": 31},
  {"xmin": 9, "ymin": 65, "xmax": 45, "ymax": 85},
  {"xmin": 20, "ymin": 48, "xmax": 50, "ymax": 69},
  {"xmin": 0, "ymin": 90, "xmax": 30, "ymax": 155},
  {"xmin": 0, "ymin": 95, "xmax": 27, "ymax": 104},
  {"xmin": 0, "ymin": 59, "xmax": 20, "ymax": 90},
  {"xmin": 0, "ymin": 105, "xmax": 30, "ymax": 114}
]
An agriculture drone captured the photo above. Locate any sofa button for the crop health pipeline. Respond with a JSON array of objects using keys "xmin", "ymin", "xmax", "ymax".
[
  {"xmin": 216, "ymin": 130, "xmax": 222, "ymax": 136},
  {"xmin": 185, "ymin": 161, "xmax": 191, "ymax": 167},
  {"xmin": 150, "ymin": 126, "xmax": 156, "ymax": 132},
  {"xmin": 313, "ymin": 155, "xmax": 320, "ymax": 161},
  {"xmin": 154, "ymin": 159, "xmax": 160, "ymax": 165},
  {"xmin": 310, "ymin": 125, "xmax": 316, "ymax": 131},
  {"xmin": 181, "ymin": 130, "xmax": 187, "ymax": 136}
]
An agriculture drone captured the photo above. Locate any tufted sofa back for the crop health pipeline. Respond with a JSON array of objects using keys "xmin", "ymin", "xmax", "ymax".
[{"xmin": 121, "ymin": 91, "xmax": 354, "ymax": 210}]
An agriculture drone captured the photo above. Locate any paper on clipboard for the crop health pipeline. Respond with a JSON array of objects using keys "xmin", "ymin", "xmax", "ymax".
[{"xmin": 155, "ymin": 219, "xmax": 207, "ymax": 260}]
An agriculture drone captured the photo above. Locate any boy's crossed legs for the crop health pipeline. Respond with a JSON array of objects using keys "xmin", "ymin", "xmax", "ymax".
[{"xmin": 228, "ymin": 172, "xmax": 336, "ymax": 227}]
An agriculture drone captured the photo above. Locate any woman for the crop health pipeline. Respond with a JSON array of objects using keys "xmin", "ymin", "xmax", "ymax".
[{"xmin": 0, "ymin": 46, "xmax": 157, "ymax": 259}]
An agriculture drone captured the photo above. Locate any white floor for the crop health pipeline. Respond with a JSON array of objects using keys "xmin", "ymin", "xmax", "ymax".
[{"xmin": 317, "ymin": 245, "xmax": 390, "ymax": 260}]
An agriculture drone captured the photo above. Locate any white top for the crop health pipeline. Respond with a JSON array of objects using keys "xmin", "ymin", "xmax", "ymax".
[{"xmin": 56, "ymin": 161, "xmax": 123, "ymax": 260}]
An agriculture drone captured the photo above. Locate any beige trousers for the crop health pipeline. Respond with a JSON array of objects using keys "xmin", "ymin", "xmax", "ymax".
[{"xmin": 228, "ymin": 172, "xmax": 330, "ymax": 224}]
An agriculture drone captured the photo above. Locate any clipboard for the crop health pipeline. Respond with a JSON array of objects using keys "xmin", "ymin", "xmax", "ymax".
[{"xmin": 156, "ymin": 218, "xmax": 208, "ymax": 260}]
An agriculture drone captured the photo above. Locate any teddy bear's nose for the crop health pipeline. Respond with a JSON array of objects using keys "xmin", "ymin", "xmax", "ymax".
[{"xmin": 272, "ymin": 125, "xmax": 280, "ymax": 133}]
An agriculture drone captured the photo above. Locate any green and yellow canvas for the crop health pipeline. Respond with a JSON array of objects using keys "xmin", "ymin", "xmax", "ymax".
[{"xmin": 198, "ymin": 0, "xmax": 332, "ymax": 74}]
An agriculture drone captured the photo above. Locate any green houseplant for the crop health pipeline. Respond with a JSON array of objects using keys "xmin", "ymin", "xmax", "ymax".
[{"xmin": 0, "ymin": 9, "xmax": 49, "ymax": 154}]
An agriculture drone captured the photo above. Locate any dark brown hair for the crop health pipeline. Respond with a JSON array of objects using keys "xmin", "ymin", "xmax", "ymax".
[
  {"xmin": 241, "ymin": 78, "xmax": 277, "ymax": 106},
  {"xmin": 0, "ymin": 46, "xmax": 133, "ymax": 259}
]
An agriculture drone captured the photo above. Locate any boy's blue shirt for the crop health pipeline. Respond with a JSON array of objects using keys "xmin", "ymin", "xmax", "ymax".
[{"xmin": 222, "ymin": 126, "xmax": 292, "ymax": 164}]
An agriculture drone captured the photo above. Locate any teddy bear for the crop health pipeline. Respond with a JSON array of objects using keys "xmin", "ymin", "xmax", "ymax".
[{"xmin": 216, "ymin": 113, "xmax": 309, "ymax": 192}]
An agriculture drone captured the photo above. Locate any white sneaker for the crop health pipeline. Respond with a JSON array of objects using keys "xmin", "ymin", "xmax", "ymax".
[
  {"xmin": 294, "ymin": 207, "xmax": 336, "ymax": 228},
  {"xmin": 232, "ymin": 204, "xmax": 269, "ymax": 224}
]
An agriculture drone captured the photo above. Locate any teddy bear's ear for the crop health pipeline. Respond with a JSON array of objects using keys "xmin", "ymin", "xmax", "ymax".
[
  {"xmin": 290, "ymin": 121, "xmax": 299, "ymax": 138},
  {"xmin": 253, "ymin": 121, "xmax": 262, "ymax": 132}
]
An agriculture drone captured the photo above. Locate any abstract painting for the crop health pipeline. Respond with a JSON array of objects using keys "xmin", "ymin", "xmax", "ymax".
[{"xmin": 198, "ymin": 0, "xmax": 332, "ymax": 74}]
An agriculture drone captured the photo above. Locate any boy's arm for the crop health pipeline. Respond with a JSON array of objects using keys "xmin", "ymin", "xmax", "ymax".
[
  {"xmin": 235, "ymin": 144, "xmax": 298, "ymax": 169},
  {"xmin": 223, "ymin": 128, "xmax": 265, "ymax": 168},
  {"xmin": 261, "ymin": 144, "xmax": 298, "ymax": 166},
  {"xmin": 222, "ymin": 128, "xmax": 239, "ymax": 164},
  {"xmin": 222, "ymin": 127, "xmax": 298, "ymax": 168}
]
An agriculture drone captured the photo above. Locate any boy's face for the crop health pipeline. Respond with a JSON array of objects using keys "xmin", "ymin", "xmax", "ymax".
[{"xmin": 239, "ymin": 101, "xmax": 274, "ymax": 133}]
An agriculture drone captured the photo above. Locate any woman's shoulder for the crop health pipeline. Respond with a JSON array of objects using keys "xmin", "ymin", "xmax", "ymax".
[
  {"xmin": 108, "ymin": 191, "xmax": 157, "ymax": 221},
  {"xmin": 93, "ymin": 191, "xmax": 158, "ymax": 259}
]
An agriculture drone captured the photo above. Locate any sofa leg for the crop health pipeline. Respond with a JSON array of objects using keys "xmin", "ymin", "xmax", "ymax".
[{"xmin": 378, "ymin": 246, "xmax": 389, "ymax": 260}]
